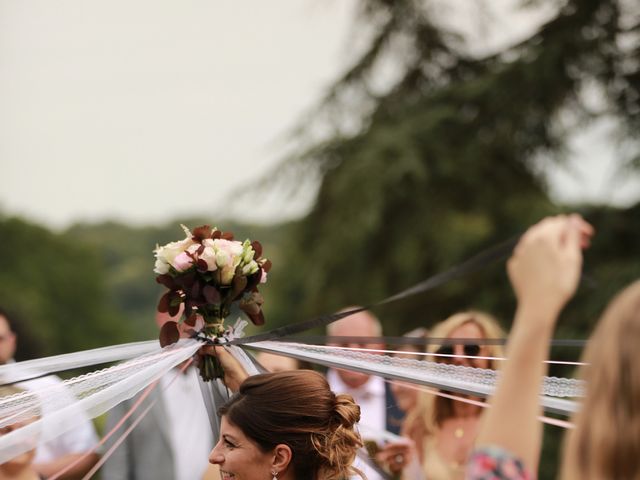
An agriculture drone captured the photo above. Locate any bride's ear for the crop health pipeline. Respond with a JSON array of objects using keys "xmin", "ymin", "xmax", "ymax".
[{"xmin": 271, "ymin": 443, "xmax": 292, "ymax": 474}]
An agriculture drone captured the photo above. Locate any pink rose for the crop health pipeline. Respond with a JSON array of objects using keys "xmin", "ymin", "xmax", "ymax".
[{"xmin": 171, "ymin": 252, "xmax": 193, "ymax": 272}]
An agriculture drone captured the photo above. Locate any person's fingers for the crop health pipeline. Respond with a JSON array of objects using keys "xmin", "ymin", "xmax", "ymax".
[
  {"xmin": 560, "ymin": 215, "xmax": 594, "ymax": 270},
  {"xmin": 528, "ymin": 214, "xmax": 592, "ymax": 251},
  {"xmin": 199, "ymin": 345, "xmax": 215, "ymax": 356},
  {"xmin": 213, "ymin": 345, "xmax": 227, "ymax": 357},
  {"xmin": 568, "ymin": 214, "xmax": 594, "ymax": 248},
  {"xmin": 376, "ymin": 451, "xmax": 407, "ymax": 474},
  {"xmin": 516, "ymin": 213, "xmax": 593, "ymax": 256},
  {"xmin": 376, "ymin": 442, "xmax": 412, "ymax": 464},
  {"xmin": 510, "ymin": 215, "xmax": 561, "ymax": 267},
  {"xmin": 521, "ymin": 215, "xmax": 566, "ymax": 248},
  {"xmin": 199, "ymin": 344, "xmax": 232, "ymax": 362},
  {"xmin": 544, "ymin": 215, "xmax": 571, "ymax": 248},
  {"xmin": 562, "ymin": 216, "xmax": 583, "ymax": 251}
]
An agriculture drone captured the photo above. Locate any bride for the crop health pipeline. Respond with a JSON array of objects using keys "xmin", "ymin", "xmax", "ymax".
[{"xmin": 200, "ymin": 345, "xmax": 365, "ymax": 480}]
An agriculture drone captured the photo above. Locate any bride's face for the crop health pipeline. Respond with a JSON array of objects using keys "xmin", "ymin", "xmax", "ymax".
[{"xmin": 209, "ymin": 416, "xmax": 275, "ymax": 480}]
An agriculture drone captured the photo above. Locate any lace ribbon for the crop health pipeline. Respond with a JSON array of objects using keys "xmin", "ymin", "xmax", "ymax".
[
  {"xmin": 244, "ymin": 341, "xmax": 582, "ymax": 415},
  {"xmin": 0, "ymin": 336, "xmax": 583, "ymax": 464},
  {"xmin": 0, "ymin": 341, "xmax": 161, "ymax": 386},
  {"xmin": 0, "ymin": 339, "xmax": 200, "ymax": 464}
]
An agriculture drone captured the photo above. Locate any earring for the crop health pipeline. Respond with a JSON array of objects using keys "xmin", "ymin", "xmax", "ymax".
[{"xmin": 271, "ymin": 471, "xmax": 278, "ymax": 480}]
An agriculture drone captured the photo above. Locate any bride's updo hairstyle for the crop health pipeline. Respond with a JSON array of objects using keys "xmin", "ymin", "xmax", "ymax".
[{"xmin": 218, "ymin": 370, "xmax": 364, "ymax": 479}]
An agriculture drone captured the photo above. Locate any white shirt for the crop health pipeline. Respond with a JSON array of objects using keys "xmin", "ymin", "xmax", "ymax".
[
  {"xmin": 327, "ymin": 369, "xmax": 386, "ymax": 480},
  {"xmin": 160, "ymin": 366, "xmax": 213, "ymax": 480},
  {"xmin": 18, "ymin": 374, "xmax": 99, "ymax": 463}
]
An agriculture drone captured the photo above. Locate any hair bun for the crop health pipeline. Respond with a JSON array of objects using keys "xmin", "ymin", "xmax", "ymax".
[
  {"xmin": 333, "ymin": 393, "xmax": 360, "ymax": 428},
  {"xmin": 309, "ymin": 393, "xmax": 364, "ymax": 480}
]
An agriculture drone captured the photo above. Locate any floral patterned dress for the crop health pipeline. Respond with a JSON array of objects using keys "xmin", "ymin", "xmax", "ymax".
[{"xmin": 465, "ymin": 446, "xmax": 532, "ymax": 480}]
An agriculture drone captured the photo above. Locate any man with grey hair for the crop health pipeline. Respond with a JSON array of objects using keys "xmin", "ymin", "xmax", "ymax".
[{"xmin": 326, "ymin": 308, "xmax": 403, "ymax": 480}]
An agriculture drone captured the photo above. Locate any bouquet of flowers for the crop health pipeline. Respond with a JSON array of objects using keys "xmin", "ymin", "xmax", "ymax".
[{"xmin": 153, "ymin": 224, "xmax": 270, "ymax": 381}]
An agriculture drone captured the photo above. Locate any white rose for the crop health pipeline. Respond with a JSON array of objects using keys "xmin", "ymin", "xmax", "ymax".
[
  {"xmin": 213, "ymin": 239, "xmax": 243, "ymax": 256},
  {"xmin": 199, "ymin": 246, "xmax": 218, "ymax": 271},
  {"xmin": 154, "ymin": 257, "xmax": 170, "ymax": 275},
  {"xmin": 213, "ymin": 239, "xmax": 244, "ymax": 268},
  {"xmin": 215, "ymin": 249, "xmax": 231, "ymax": 268},
  {"xmin": 154, "ymin": 237, "xmax": 195, "ymax": 273}
]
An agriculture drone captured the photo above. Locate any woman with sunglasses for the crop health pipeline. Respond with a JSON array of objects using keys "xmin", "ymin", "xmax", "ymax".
[{"xmin": 379, "ymin": 312, "xmax": 505, "ymax": 479}]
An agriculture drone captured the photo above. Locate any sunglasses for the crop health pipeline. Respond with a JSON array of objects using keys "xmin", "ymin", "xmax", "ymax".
[{"xmin": 435, "ymin": 344, "xmax": 481, "ymax": 357}]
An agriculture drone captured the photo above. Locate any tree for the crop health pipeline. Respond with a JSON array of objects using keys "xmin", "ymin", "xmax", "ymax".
[
  {"xmin": 268, "ymin": 0, "xmax": 639, "ymax": 328},
  {"xmin": 0, "ymin": 216, "xmax": 132, "ymax": 358},
  {"xmin": 66, "ymin": 218, "xmax": 293, "ymax": 339},
  {"xmin": 262, "ymin": 2, "xmax": 638, "ymax": 478}
]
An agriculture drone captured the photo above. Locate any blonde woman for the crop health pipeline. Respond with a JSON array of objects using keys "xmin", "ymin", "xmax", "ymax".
[
  {"xmin": 381, "ymin": 311, "xmax": 505, "ymax": 480},
  {"xmin": 560, "ymin": 280, "xmax": 640, "ymax": 479}
]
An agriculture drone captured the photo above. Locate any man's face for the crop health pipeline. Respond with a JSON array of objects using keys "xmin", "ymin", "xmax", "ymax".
[
  {"xmin": 330, "ymin": 312, "xmax": 383, "ymax": 389},
  {"xmin": 0, "ymin": 316, "xmax": 16, "ymax": 364}
]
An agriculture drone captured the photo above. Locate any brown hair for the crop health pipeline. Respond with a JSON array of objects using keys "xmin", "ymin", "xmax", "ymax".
[
  {"xmin": 219, "ymin": 370, "xmax": 364, "ymax": 479},
  {"xmin": 561, "ymin": 280, "xmax": 640, "ymax": 480}
]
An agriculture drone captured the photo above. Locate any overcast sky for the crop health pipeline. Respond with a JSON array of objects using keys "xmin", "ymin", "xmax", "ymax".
[{"xmin": 1, "ymin": 1, "xmax": 638, "ymax": 231}]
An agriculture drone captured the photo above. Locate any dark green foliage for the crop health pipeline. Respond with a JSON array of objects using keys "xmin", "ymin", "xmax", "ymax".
[
  {"xmin": 266, "ymin": 0, "xmax": 639, "ymax": 328},
  {"xmin": 265, "ymin": 1, "xmax": 638, "ymax": 478},
  {"xmin": 0, "ymin": 216, "xmax": 132, "ymax": 358},
  {"xmin": 0, "ymin": 215, "xmax": 295, "ymax": 357},
  {"xmin": 66, "ymin": 218, "xmax": 292, "ymax": 340}
]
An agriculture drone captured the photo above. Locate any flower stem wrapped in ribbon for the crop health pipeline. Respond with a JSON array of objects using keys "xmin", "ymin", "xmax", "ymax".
[{"xmin": 153, "ymin": 224, "xmax": 271, "ymax": 381}]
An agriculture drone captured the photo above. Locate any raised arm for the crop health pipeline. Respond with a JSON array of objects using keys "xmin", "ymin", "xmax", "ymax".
[{"xmin": 474, "ymin": 215, "xmax": 593, "ymax": 473}]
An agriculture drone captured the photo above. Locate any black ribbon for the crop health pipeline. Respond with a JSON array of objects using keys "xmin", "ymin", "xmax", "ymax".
[
  {"xmin": 278, "ymin": 335, "xmax": 587, "ymax": 348},
  {"xmin": 229, "ymin": 235, "xmax": 520, "ymax": 346}
]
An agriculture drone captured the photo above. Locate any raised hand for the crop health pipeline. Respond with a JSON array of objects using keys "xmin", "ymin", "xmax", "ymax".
[{"xmin": 508, "ymin": 214, "xmax": 594, "ymax": 321}]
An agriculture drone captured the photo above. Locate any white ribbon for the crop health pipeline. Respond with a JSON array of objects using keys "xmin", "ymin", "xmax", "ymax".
[
  {"xmin": 244, "ymin": 341, "xmax": 581, "ymax": 415},
  {"xmin": 0, "ymin": 341, "xmax": 160, "ymax": 385},
  {"xmin": 0, "ymin": 335, "xmax": 584, "ymax": 464},
  {"xmin": 0, "ymin": 339, "xmax": 200, "ymax": 464}
]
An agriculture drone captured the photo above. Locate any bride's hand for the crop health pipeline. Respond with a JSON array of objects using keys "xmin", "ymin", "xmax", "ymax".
[{"xmin": 197, "ymin": 345, "xmax": 249, "ymax": 392}]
